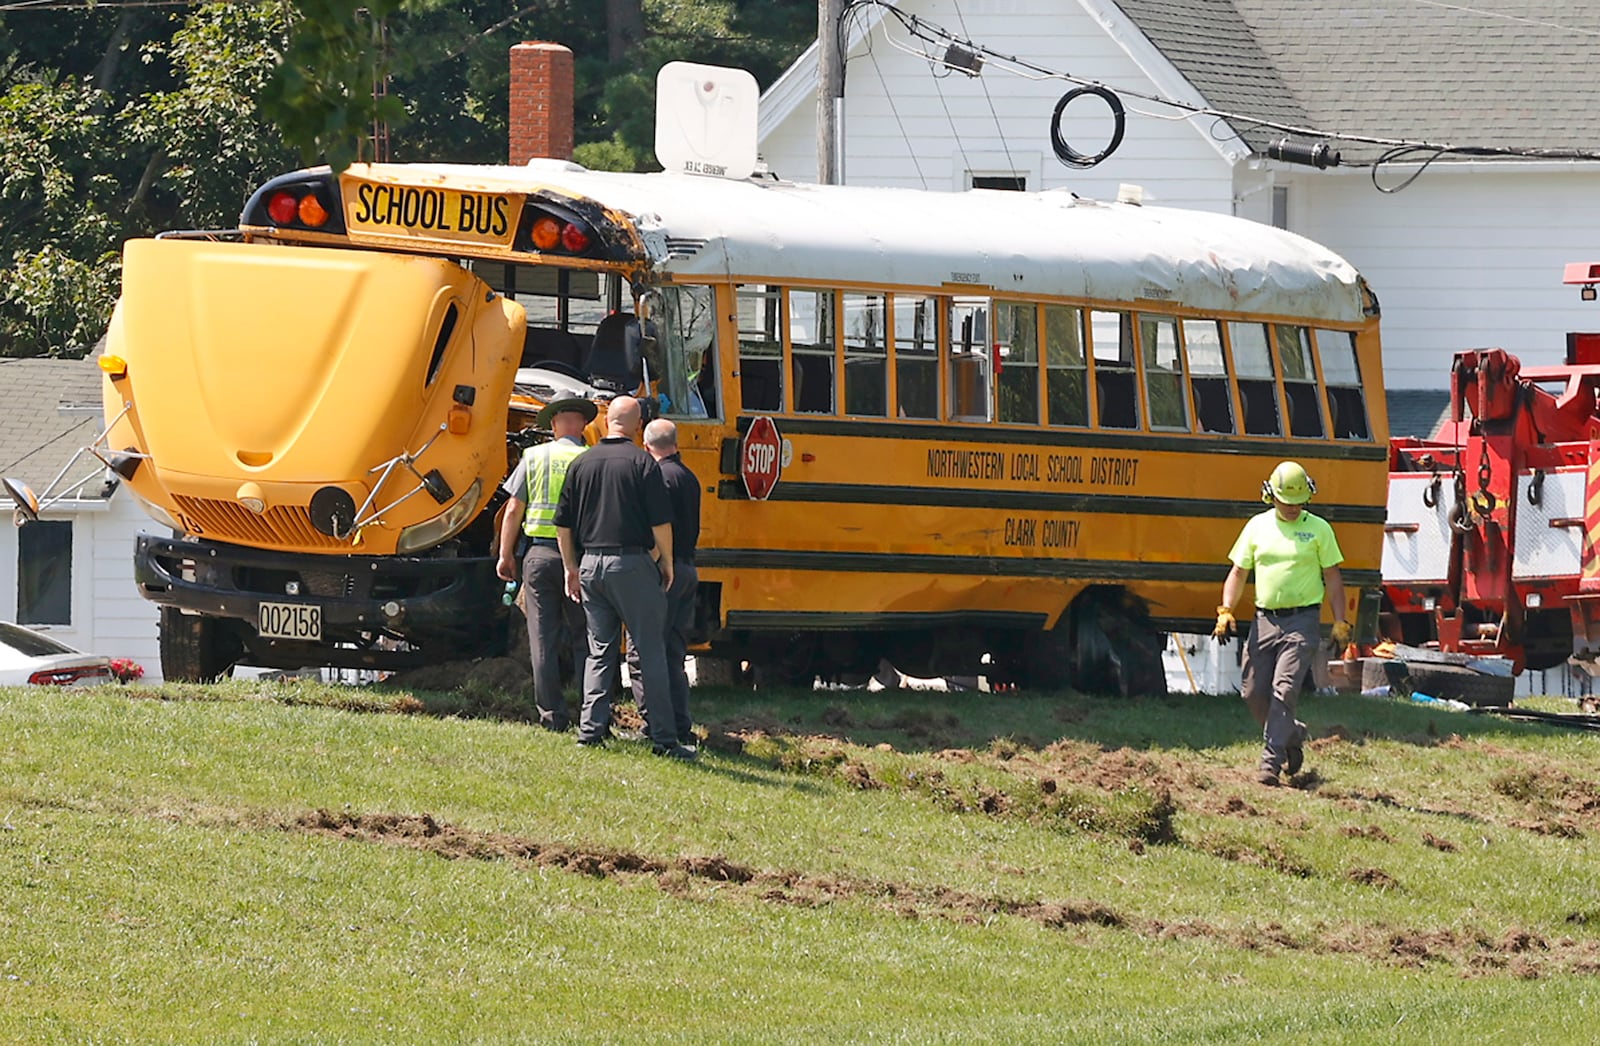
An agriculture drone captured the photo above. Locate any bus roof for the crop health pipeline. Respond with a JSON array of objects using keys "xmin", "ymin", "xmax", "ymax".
[{"xmin": 350, "ymin": 161, "xmax": 1374, "ymax": 325}]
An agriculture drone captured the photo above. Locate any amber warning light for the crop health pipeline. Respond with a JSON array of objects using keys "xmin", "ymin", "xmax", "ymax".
[
  {"xmin": 266, "ymin": 188, "xmax": 331, "ymax": 229},
  {"xmin": 528, "ymin": 213, "xmax": 592, "ymax": 253}
]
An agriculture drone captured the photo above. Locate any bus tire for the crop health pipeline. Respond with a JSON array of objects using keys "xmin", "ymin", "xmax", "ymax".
[
  {"xmin": 158, "ymin": 607, "xmax": 240, "ymax": 683},
  {"xmin": 1065, "ymin": 586, "xmax": 1168, "ymax": 697}
]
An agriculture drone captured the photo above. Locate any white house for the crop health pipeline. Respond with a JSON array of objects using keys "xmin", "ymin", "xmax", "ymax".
[
  {"xmin": 0, "ymin": 358, "xmax": 164, "ymax": 680},
  {"xmin": 758, "ymin": 0, "xmax": 1600, "ymax": 392}
]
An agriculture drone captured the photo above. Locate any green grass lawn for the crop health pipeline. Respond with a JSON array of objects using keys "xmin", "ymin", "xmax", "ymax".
[{"xmin": 4, "ymin": 678, "xmax": 1600, "ymax": 1042}]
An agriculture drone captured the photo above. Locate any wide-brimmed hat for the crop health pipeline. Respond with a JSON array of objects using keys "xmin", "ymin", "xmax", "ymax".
[{"xmin": 535, "ymin": 397, "xmax": 599, "ymax": 428}]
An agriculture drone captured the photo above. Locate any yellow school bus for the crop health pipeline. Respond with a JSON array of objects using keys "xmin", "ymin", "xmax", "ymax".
[{"xmin": 104, "ymin": 158, "xmax": 1387, "ymax": 688}]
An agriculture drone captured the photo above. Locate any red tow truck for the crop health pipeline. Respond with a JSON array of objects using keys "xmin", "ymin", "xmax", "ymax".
[{"xmin": 1381, "ymin": 263, "xmax": 1600, "ymax": 687}]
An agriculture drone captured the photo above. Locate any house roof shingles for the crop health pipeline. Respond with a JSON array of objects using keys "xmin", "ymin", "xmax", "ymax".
[
  {"xmin": 1112, "ymin": 0, "xmax": 1600, "ymax": 161},
  {"xmin": 0, "ymin": 358, "xmax": 111, "ymax": 504}
]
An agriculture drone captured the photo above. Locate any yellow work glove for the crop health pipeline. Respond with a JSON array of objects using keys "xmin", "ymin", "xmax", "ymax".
[
  {"xmin": 1212, "ymin": 605, "xmax": 1236, "ymax": 643},
  {"xmin": 1330, "ymin": 619, "xmax": 1353, "ymax": 647}
]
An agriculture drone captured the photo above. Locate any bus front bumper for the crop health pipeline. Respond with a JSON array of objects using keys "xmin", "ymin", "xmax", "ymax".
[{"xmin": 134, "ymin": 533, "xmax": 503, "ymax": 650}]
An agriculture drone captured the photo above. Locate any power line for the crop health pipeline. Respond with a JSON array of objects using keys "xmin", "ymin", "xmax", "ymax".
[
  {"xmin": 950, "ymin": 0, "xmax": 1019, "ymax": 188},
  {"xmin": 863, "ymin": 20, "xmax": 928, "ymax": 190},
  {"xmin": 1407, "ymin": 0, "xmax": 1600, "ymax": 38},
  {"xmin": 0, "ymin": 415, "xmax": 93, "ymax": 475},
  {"xmin": 840, "ymin": 0, "xmax": 1600, "ymax": 191}
]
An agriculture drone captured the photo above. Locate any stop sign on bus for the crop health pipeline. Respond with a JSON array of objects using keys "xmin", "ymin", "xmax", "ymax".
[{"xmin": 741, "ymin": 416, "xmax": 783, "ymax": 500}]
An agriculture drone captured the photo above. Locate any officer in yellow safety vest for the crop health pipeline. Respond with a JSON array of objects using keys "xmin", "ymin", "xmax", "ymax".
[
  {"xmin": 497, "ymin": 397, "xmax": 598, "ymax": 731},
  {"xmin": 1213, "ymin": 461, "xmax": 1352, "ymax": 786}
]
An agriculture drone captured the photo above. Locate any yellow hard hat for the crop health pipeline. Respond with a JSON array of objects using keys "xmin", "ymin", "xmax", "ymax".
[{"xmin": 1262, "ymin": 460, "xmax": 1315, "ymax": 505}]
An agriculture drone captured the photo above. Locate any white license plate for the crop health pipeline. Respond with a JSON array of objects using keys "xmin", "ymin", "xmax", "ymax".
[{"xmin": 258, "ymin": 601, "xmax": 322, "ymax": 641}]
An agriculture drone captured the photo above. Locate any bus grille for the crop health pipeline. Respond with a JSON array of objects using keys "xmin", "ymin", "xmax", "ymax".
[{"xmin": 173, "ymin": 495, "xmax": 349, "ymax": 549}]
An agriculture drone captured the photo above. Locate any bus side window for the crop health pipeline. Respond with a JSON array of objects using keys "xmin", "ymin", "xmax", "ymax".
[
  {"xmin": 1183, "ymin": 318, "xmax": 1234, "ymax": 434},
  {"xmin": 996, "ymin": 301, "xmax": 1039, "ymax": 425},
  {"xmin": 1276, "ymin": 324, "xmax": 1325, "ymax": 438},
  {"xmin": 1091, "ymin": 310, "xmax": 1139, "ymax": 429},
  {"xmin": 561, "ymin": 270, "xmax": 611, "ymax": 340},
  {"xmin": 894, "ymin": 295, "xmax": 939, "ymax": 419},
  {"xmin": 500, "ymin": 263, "xmax": 599, "ymax": 368},
  {"xmin": 1139, "ymin": 314, "xmax": 1188, "ymax": 431},
  {"xmin": 737, "ymin": 285, "xmax": 783, "ymax": 412},
  {"xmin": 1316, "ymin": 329, "xmax": 1370, "ymax": 440},
  {"xmin": 1045, "ymin": 305, "xmax": 1088, "ymax": 427},
  {"xmin": 843, "ymin": 293, "xmax": 887, "ymax": 416},
  {"xmin": 789, "ymin": 288, "xmax": 836, "ymax": 414},
  {"xmin": 1231, "ymin": 321, "xmax": 1281, "ymax": 436},
  {"xmin": 949, "ymin": 298, "xmax": 992, "ymax": 422}
]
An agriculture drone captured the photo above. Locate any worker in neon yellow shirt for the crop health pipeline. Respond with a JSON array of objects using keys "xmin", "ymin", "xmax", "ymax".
[{"xmin": 1213, "ymin": 461, "xmax": 1352, "ymax": 786}]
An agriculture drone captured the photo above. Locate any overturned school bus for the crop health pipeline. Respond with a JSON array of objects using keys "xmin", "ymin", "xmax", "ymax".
[{"xmin": 92, "ymin": 131, "xmax": 1388, "ymax": 688}]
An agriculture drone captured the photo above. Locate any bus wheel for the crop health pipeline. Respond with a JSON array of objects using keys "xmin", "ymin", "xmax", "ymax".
[
  {"xmin": 751, "ymin": 635, "xmax": 818, "ymax": 689},
  {"xmin": 158, "ymin": 607, "xmax": 241, "ymax": 683},
  {"xmin": 1064, "ymin": 586, "xmax": 1168, "ymax": 697}
]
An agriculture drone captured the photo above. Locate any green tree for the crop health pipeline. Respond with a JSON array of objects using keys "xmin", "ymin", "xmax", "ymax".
[
  {"xmin": 0, "ymin": 0, "xmax": 817, "ymax": 357},
  {"xmin": 0, "ymin": 3, "xmax": 297, "ymax": 357}
]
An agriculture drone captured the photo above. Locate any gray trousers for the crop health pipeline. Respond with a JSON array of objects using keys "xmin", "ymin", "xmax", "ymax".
[
  {"xmin": 522, "ymin": 542, "xmax": 585, "ymax": 730},
  {"xmin": 629, "ymin": 561, "xmax": 697, "ymax": 745},
  {"xmin": 1241, "ymin": 607, "xmax": 1318, "ymax": 773},
  {"xmin": 577, "ymin": 550, "xmax": 673, "ymax": 748}
]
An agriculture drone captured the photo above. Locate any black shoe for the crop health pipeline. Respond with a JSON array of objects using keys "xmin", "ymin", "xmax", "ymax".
[
  {"xmin": 653, "ymin": 743, "xmax": 698, "ymax": 761},
  {"xmin": 1286, "ymin": 721, "xmax": 1307, "ymax": 775},
  {"xmin": 575, "ymin": 734, "xmax": 607, "ymax": 748}
]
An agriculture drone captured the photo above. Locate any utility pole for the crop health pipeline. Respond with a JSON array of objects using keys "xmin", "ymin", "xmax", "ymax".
[{"xmin": 817, "ymin": 0, "xmax": 844, "ymax": 184}]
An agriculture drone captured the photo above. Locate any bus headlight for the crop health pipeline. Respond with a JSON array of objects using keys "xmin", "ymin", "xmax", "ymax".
[
  {"xmin": 395, "ymin": 478, "xmax": 482, "ymax": 553},
  {"xmin": 129, "ymin": 487, "xmax": 182, "ymax": 533}
]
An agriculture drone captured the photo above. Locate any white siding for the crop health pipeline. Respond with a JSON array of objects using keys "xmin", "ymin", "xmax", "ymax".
[
  {"xmin": 1294, "ymin": 168, "xmax": 1600, "ymax": 389},
  {"xmin": 761, "ymin": 0, "xmax": 1600, "ymax": 393},
  {"xmin": 87, "ymin": 491, "xmax": 164, "ymax": 680},
  {"xmin": 760, "ymin": 0, "xmax": 1237, "ymax": 211},
  {"xmin": 1, "ymin": 489, "xmax": 164, "ymax": 682}
]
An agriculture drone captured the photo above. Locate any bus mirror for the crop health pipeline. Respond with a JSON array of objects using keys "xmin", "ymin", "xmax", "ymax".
[{"xmin": 2, "ymin": 477, "xmax": 41, "ymax": 524}]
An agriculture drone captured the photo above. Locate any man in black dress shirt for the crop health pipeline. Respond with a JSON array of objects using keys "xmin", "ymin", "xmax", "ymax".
[
  {"xmin": 554, "ymin": 396, "xmax": 691, "ymax": 758},
  {"xmin": 628, "ymin": 417, "xmax": 701, "ymax": 748}
]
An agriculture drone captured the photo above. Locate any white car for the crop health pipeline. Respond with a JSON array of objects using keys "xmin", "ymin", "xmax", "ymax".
[{"xmin": 0, "ymin": 622, "xmax": 114, "ymax": 687}]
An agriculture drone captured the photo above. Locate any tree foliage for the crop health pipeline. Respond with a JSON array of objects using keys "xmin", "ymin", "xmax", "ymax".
[
  {"xmin": 0, "ymin": 3, "xmax": 298, "ymax": 357},
  {"xmin": 0, "ymin": 0, "xmax": 815, "ymax": 357}
]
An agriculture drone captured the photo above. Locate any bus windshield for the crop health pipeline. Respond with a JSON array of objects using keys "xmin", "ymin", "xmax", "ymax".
[{"xmin": 642, "ymin": 284, "xmax": 717, "ymax": 419}]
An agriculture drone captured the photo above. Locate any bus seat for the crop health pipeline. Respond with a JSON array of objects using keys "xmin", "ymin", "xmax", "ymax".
[{"xmin": 585, "ymin": 312, "xmax": 643, "ymax": 393}]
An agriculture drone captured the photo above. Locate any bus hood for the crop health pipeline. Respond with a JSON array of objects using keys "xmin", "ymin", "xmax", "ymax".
[{"xmin": 105, "ymin": 238, "xmax": 522, "ymax": 552}]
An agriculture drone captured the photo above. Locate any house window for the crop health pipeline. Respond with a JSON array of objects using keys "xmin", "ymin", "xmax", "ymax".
[
  {"xmin": 18, "ymin": 520, "xmax": 71, "ymax": 625},
  {"xmin": 970, "ymin": 174, "xmax": 1026, "ymax": 191}
]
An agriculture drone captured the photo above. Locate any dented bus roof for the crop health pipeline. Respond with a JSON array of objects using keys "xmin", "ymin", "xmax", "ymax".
[{"xmin": 337, "ymin": 161, "xmax": 1374, "ymax": 326}]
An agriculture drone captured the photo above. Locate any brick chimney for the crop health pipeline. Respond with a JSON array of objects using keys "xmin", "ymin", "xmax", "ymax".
[{"xmin": 509, "ymin": 42, "xmax": 575, "ymax": 164}]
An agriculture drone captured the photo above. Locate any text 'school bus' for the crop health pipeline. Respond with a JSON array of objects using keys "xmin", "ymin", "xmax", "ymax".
[{"xmin": 103, "ymin": 159, "xmax": 1387, "ymax": 689}]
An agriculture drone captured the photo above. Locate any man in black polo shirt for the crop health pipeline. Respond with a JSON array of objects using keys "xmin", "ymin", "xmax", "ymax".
[
  {"xmin": 554, "ymin": 396, "xmax": 689, "ymax": 758},
  {"xmin": 628, "ymin": 417, "xmax": 701, "ymax": 748}
]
